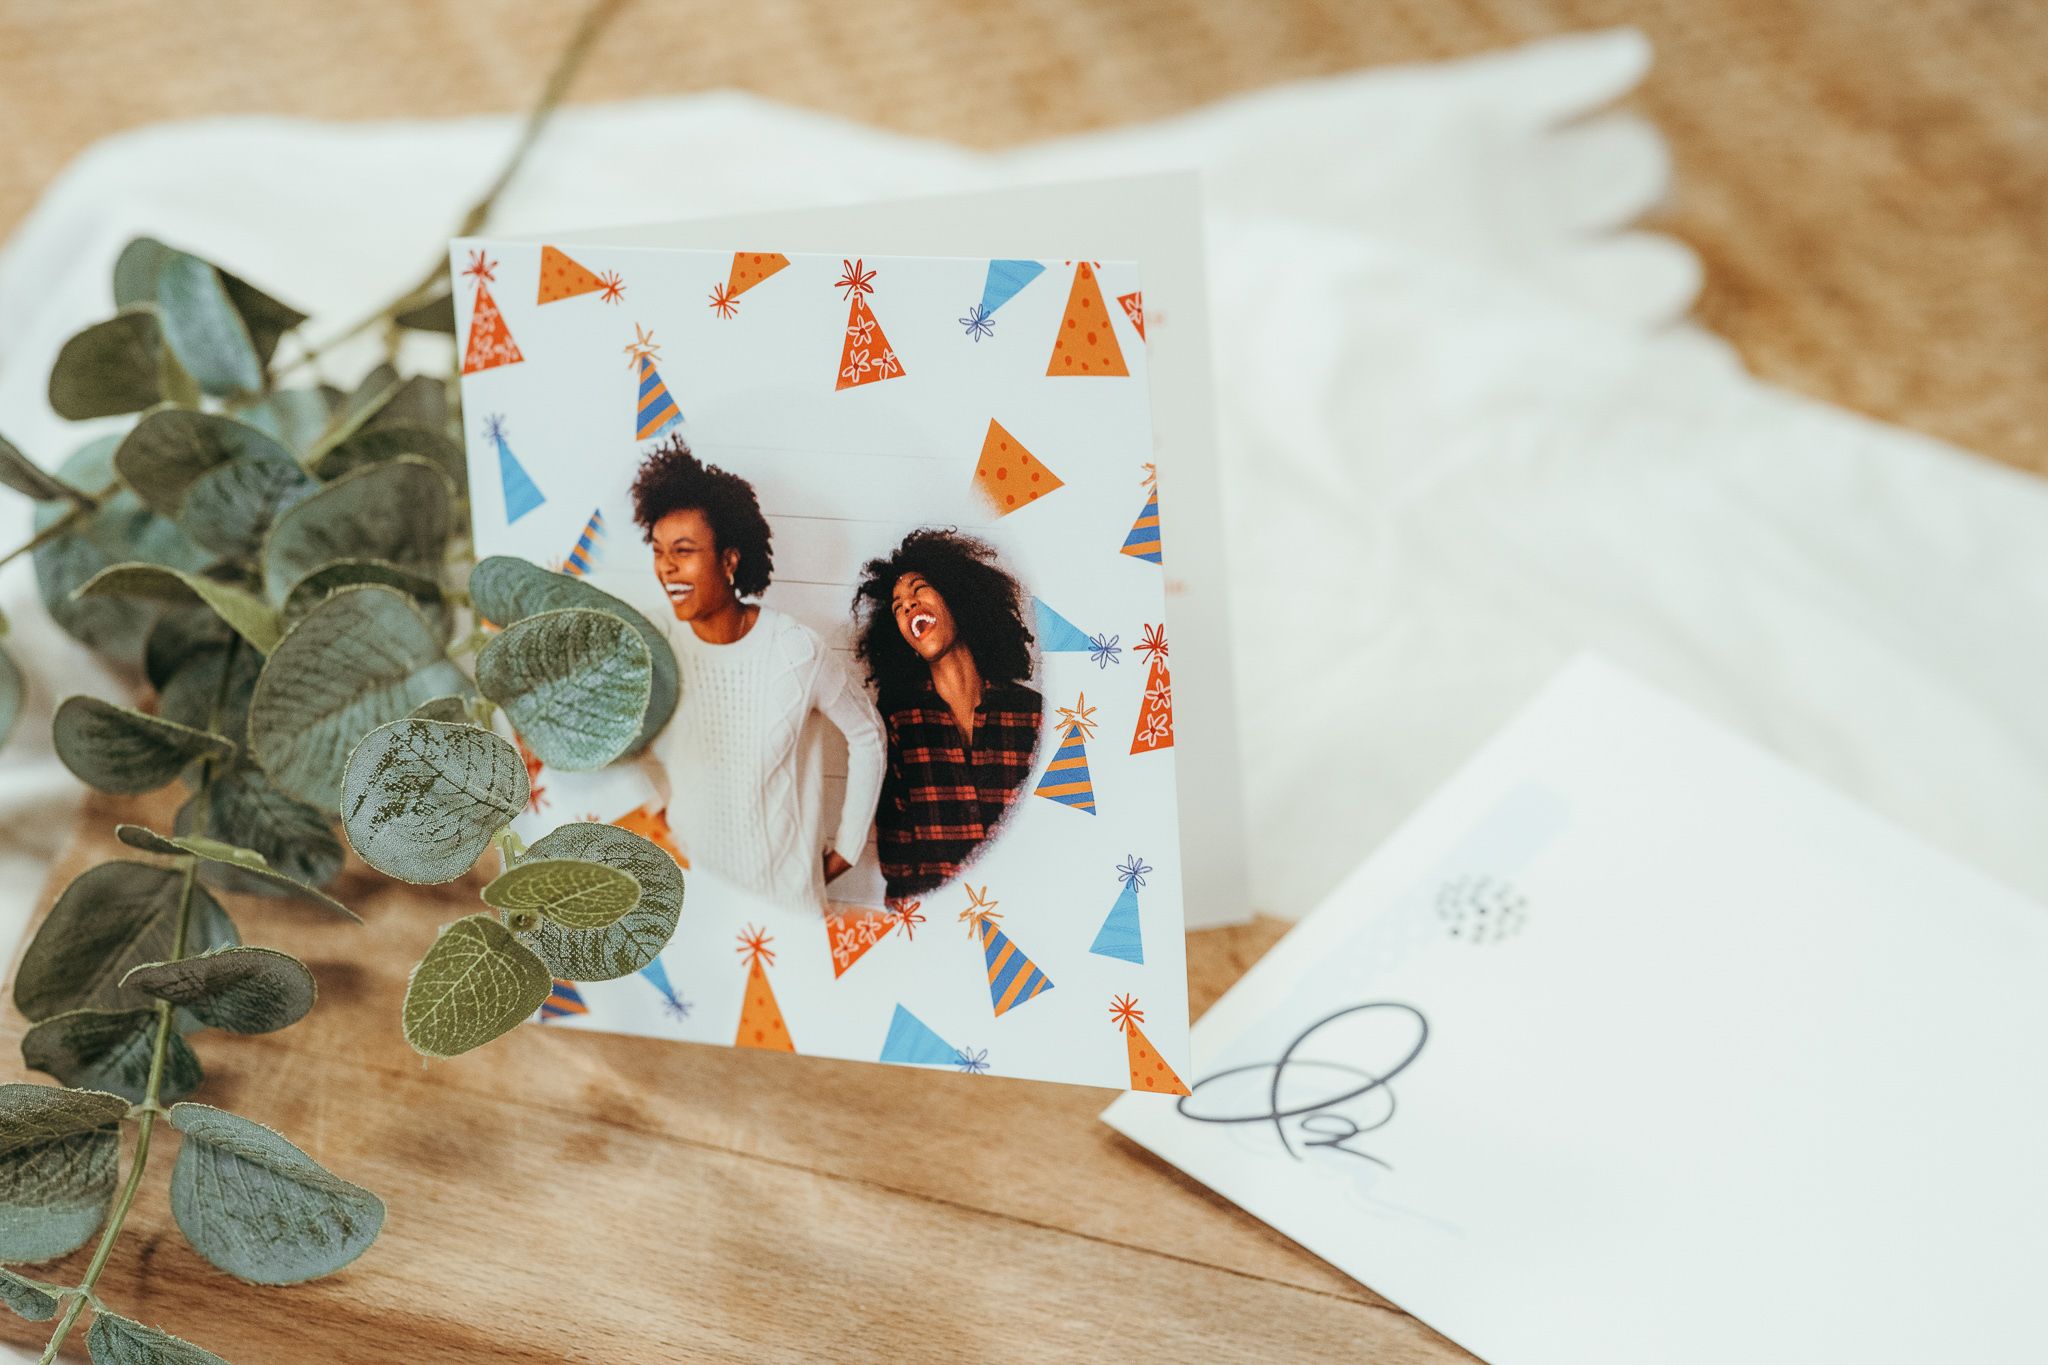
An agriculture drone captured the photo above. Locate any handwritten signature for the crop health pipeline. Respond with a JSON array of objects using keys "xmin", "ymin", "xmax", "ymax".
[{"xmin": 1176, "ymin": 1003, "xmax": 1428, "ymax": 1166}]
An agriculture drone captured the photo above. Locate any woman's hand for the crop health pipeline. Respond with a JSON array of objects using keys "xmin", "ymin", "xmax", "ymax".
[{"xmin": 823, "ymin": 850, "xmax": 853, "ymax": 883}]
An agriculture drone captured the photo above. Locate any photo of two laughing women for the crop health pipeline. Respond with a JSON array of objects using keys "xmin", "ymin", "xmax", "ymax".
[{"xmin": 627, "ymin": 435, "xmax": 1043, "ymax": 915}]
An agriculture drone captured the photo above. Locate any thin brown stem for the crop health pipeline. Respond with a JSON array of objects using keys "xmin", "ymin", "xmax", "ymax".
[{"xmin": 0, "ymin": 480, "xmax": 121, "ymax": 572}]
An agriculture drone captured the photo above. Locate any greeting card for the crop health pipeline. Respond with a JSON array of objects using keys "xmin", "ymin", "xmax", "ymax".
[{"xmin": 454, "ymin": 238, "xmax": 1190, "ymax": 1089}]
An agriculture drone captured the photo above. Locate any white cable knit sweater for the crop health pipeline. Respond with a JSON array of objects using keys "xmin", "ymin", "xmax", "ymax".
[{"xmin": 651, "ymin": 605, "xmax": 885, "ymax": 914}]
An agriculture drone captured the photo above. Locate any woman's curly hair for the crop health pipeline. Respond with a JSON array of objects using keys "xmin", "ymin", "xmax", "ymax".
[
  {"xmin": 854, "ymin": 529, "xmax": 1035, "ymax": 705},
  {"xmin": 629, "ymin": 434, "xmax": 774, "ymax": 598}
]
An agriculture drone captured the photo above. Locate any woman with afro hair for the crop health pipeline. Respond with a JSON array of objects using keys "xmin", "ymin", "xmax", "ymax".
[
  {"xmin": 631, "ymin": 435, "xmax": 884, "ymax": 915},
  {"xmin": 853, "ymin": 528, "xmax": 1043, "ymax": 900}
]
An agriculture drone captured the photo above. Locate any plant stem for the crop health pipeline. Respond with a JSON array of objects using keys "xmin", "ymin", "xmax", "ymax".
[
  {"xmin": 0, "ymin": 480, "xmax": 122, "ymax": 572},
  {"xmin": 36, "ymin": 637, "xmax": 240, "ymax": 1362},
  {"xmin": 268, "ymin": 0, "xmax": 625, "ymax": 382}
]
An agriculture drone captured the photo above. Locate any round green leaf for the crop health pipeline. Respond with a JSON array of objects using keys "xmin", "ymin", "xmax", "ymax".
[
  {"xmin": 0, "ymin": 643, "xmax": 21, "ymax": 751},
  {"xmin": 482, "ymin": 858, "xmax": 641, "ymax": 931},
  {"xmin": 470, "ymin": 555, "xmax": 678, "ymax": 757},
  {"xmin": 145, "ymin": 604, "xmax": 233, "ymax": 691},
  {"xmin": 408, "ymin": 695, "xmax": 473, "ymax": 725},
  {"xmin": 12, "ymin": 859, "xmax": 239, "ymax": 1023},
  {"xmin": 156, "ymin": 644, "xmax": 259, "ymax": 748},
  {"xmin": 35, "ymin": 436, "xmax": 210, "ymax": 665},
  {"xmin": 179, "ymin": 454, "xmax": 317, "ymax": 560},
  {"xmin": 237, "ymin": 387, "xmax": 334, "ymax": 457},
  {"xmin": 75, "ymin": 563, "xmax": 280, "ymax": 655},
  {"xmin": 403, "ymin": 914, "xmax": 552, "ymax": 1059},
  {"xmin": 280, "ymin": 558, "xmax": 449, "ymax": 643},
  {"xmin": 476, "ymin": 608, "xmax": 651, "ymax": 771},
  {"xmin": 48, "ymin": 311, "xmax": 162, "ymax": 419},
  {"xmin": 111, "ymin": 408, "xmax": 293, "ymax": 522},
  {"xmin": 217, "ymin": 266, "xmax": 309, "ymax": 369},
  {"xmin": 0, "ymin": 432, "xmax": 79, "ymax": 503},
  {"xmin": 167, "ymin": 1102, "xmax": 384, "ymax": 1285},
  {"xmin": 112, "ymin": 237, "xmax": 169, "ymax": 308},
  {"xmin": 124, "ymin": 947, "xmax": 316, "ymax": 1034},
  {"xmin": 21, "ymin": 1009, "xmax": 202, "ymax": 1105},
  {"xmin": 311, "ymin": 425, "xmax": 467, "ymax": 494},
  {"xmin": 155, "ymin": 251, "xmax": 261, "ymax": 396},
  {"xmin": 180, "ymin": 767, "xmax": 346, "ymax": 901},
  {"xmin": 87, "ymin": 1311, "xmax": 233, "ymax": 1365},
  {"xmin": 262, "ymin": 457, "xmax": 451, "ymax": 604},
  {"xmin": 339, "ymin": 719, "xmax": 527, "ymax": 884},
  {"xmin": 0, "ymin": 1083, "xmax": 127, "ymax": 1264},
  {"xmin": 246, "ymin": 584, "xmax": 472, "ymax": 812},
  {"xmin": 0, "ymin": 1266, "xmax": 60, "ymax": 1322},
  {"xmin": 52, "ymin": 695, "xmax": 236, "ymax": 795},
  {"xmin": 515, "ymin": 822, "xmax": 682, "ymax": 982}
]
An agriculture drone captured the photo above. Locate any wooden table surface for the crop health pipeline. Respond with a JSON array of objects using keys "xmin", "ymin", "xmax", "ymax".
[{"xmin": 3, "ymin": 2, "xmax": 2044, "ymax": 1360}]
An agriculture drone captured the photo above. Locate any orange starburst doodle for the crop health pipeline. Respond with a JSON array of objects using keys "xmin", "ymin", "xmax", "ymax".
[
  {"xmin": 598, "ymin": 270, "xmax": 625, "ymax": 304},
  {"xmin": 1141, "ymin": 461, "xmax": 1157, "ymax": 491},
  {"xmin": 959, "ymin": 885, "xmax": 1002, "ymax": 937},
  {"xmin": 736, "ymin": 924, "xmax": 775, "ymax": 967},
  {"xmin": 624, "ymin": 323, "xmax": 661, "ymax": 369},
  {"xmin": 1110, "ymin": 994, "xmax": 1143, "ymax": 1033},
  {"xmin": 1136, "ymin": 624, "xmax": 1168, "ymax": 665},
  {"xmin": 462, "ymin": 250, "xmax": 496, "ymax": 284},
  {"xmin": 836, "ymin": 258, "xmax": 876, "ymax": 300},
  {"xmin": 891, "ymin": 899, "xmax": 926, "ymax": 940},
  {"xmin": 1053, "ymin": 694, "xmax": 1099, "ymax": 740},
  {"xmin": 708, "ymin": 282, "xmax": 738, "ymax": 319}
]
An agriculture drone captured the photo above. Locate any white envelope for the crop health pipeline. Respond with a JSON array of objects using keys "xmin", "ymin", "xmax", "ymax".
[{"xmin": 1103, "ymin": 654, "xmax": 2048, "ymax": 1364}]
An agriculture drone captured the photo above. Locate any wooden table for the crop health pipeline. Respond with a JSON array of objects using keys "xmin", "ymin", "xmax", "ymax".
[{"xmin": 3, "ymin": 2, "xmax": 2044, "ymax": 1359}]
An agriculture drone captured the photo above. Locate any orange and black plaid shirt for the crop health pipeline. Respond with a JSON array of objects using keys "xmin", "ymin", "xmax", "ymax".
[{"xmin": 878, "ymin": 679, "xmax": 1043, "ymax": 898}]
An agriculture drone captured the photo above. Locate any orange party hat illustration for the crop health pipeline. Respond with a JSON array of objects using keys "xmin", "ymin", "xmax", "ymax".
[
  {"xmin": 970, "ymin": 419, "xmax": 1064, "ymax": 518},
  {"xmin": 460, "ymin": 251, "xmax": 523, "ymax": 375},
  {"xmin": 1046, "ymin": 261, "xmax": 1128, "ymax": 377},
  {"xmin": 1129, "ymin": 624, "xmax": 1173, "ymax": 754},
  {"xmin": 1111, "ymin": 994, "xmax": 1188, "ymax": 1095},
  {"xmin": 537, "ymin": 246, "xmax": 621, "ymax": 305},
  {"xmin": 710, "ymin": 252, "xmax": 790, "ymax": 317},
  {"xmin": 734, "ymin": 925, "xmax": 795, "ymax": 1052},
  {"xmin": 835, "ymin": 259, "xmax": 906, "ymax": 390}
]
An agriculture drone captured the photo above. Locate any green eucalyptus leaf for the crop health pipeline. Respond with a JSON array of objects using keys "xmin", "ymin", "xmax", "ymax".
[
  {"xmin": 476, "ymin": 608, "xmax": 650, "ymax": 771},
  {"xmin": 0, "ymin": 1266, "xmax": 60, "ymax": 1321},
  {"xmin": 339, "ymin": 719, "xmax": 526, "ymax": 884},
  {"xmin": 12, "ymin": 859, "xmax": 238, "ymax": 1022},
  {"xmin": 363, "ymin": 373, "xmax": 448, "ymax": 434},
  {"xmin": 21, "ymin": 1009, "xmax": 202, "ymax": 1105},
  {"xmin": 48, "ymin": 311, "xmax": 162, "ymax": 419},
  {"xmin": 0, "ymin": 644, "xmax": 21, "ymax": 751},
  {"xmin": 112, "ymin": 408, "xmax": 292, "ymax": 522},
  {"xmin": 155, "ymin": 251, "xmax": 261, "ymax": 396},
  {"xmin": 123, "ymin": 947, "xmax": 316, "ymax": 1034},
  {"xmin": 470, "ymin": 555, "xmax": 677, "ymax": 757},
  {"xmin": 237, "ymin": 388, "xmax": 331, "ymax": 457},
  {"xmin": 167, "ymin": 1103, "xmax": 384, "ymax": 1285},
  {"xmin": 87, "ymin": 1310, "xmax": 234, "ymax": 1365},
  {"xmin": 75, "ymin": 564, "xmax": 279, "ymax": 655},
  {"xmin": 117, "ymin": 823, "xmax": 357, "ymax": 922},
  {"xmin": 310, "ymin": 425, "xmax": 467, "ymax": 494},
  {"xmin": 180, "ymin": 767, "xmax": 345, "ymax": 899},
  {"xmin": 144, "ymin": 604, "xmax": 233, "ymax": 691},
  {"xmin": 217, "ymin": 268, "xmax": 309, "ymax": 369},
  {"xmin": 247, "ymin": 585, "xmax": 472, "ymax": 812},
  {"xmin": 156, "ymin": 644, "xmax": 259, "ymax": 750},
  {"xmin": 515, "ymin": 822, "xmax": 682, "ymax": 981},
  {"xmin": 179, "ymin": 455, "xmax": 317, "ymax": 560},
  {"xmin": 394, "ymin": 290, "xmax": 456, "ymax": 334},
  {"xmin": 52, "ymin": 695, "xmax": 236, "ymax": 795},
  {"xmin": 35, "ymin": 435, "xmax": 211, "ymax": 664},
  {"xmin": 261, "ymin": 457, "xmax": 451, "ymax": 604},
  {"xmin": 0, "ymin": 432, "xmax": 78, "ymax": 502},
  {"xmin": 112, "ymin": 237, "xmax": 169, "ymax": 308},
  {"xmin": 0, "ymin": 1083, "xmax": 127, "ymax": 1264},
  {"xmin": 408, "ymin": 695, "xmax": 474, "ymax": 725},
  {"xmin": 280, "ymin": 558, "xmax": 448, "ymax": 643},
  {"xmin": 482, "ymin": 858, "xmax": 640, "ymax": 931},
  {"xmin": 403, "ymin": 914, "xmax": 552, "ymax": 1059}
]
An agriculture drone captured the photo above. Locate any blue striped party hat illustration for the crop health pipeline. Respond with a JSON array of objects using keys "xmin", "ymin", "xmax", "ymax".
[
  {"xmin": 540, "ymin": 979, "xmax": 588, "ymax": 1020},
  {"xmin": 1033, "ymin": 693, "xmax": 1099, "ymax": 814},
  {"xmin": 562, "ymin": 508, "xmax": 606, "ymax": 578},
  {"xmin": 625, "ymin": 324, "xmax": 683, "ymax": 441},
  {"xmin": 960, "ymin": 886, "xmax": 1054, "ymax": 1017},
  {"xmin": 1121, "ymin": 463, "xmax": 1163, "ymax": 563}
]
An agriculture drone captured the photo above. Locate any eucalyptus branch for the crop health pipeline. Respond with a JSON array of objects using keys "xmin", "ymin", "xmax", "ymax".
[
  {"xmin": 0, "ymin": 480, "xmax": 120, "ymax": 573},
  {"xmin": 269, "ymin": 0, "xmax": 626, "ymax": 381}
]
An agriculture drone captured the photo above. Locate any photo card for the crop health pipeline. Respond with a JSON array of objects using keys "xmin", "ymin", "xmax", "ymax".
[{"xmin": 453, "ymin": 237, "xmax": 1191, "ymax": 1090}]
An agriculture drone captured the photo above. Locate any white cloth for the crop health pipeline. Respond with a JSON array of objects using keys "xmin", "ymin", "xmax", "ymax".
[
  {"xmin": 0, "ymin": 28, "xmax": 2044, "ymax": 990},
  {"xmin": 651, "ymin": 605, "xmax": 884, "ymax": 913}
]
